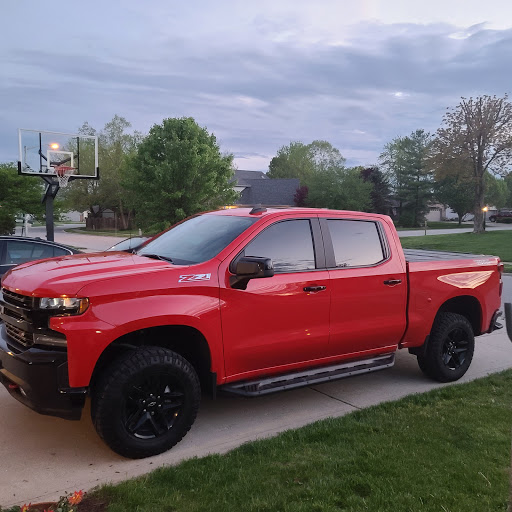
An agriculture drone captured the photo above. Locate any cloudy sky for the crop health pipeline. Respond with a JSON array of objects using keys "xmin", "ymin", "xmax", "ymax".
[{"xmin": 2, "ymin": 1, "xmax": 512, "ymax": 172}]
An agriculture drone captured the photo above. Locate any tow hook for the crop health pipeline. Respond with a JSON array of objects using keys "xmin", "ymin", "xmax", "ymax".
[{"xmin": 505, "ymin": 304, "xmax": 512, "ymax": 343}]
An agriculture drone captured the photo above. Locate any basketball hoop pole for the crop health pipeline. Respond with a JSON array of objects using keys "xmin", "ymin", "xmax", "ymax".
[{"xmin": 41, "ymin": 176, "xmax": 59, "ymax": 241}]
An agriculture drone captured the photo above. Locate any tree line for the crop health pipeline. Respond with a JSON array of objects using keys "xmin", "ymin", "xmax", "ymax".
[
  {"xmin": 1, "ymin": 94, "xmax": 511, "ymax": 235},
  {"xmin": 270, "ymin": 95, "xmax": 512, "ymax": 233}
]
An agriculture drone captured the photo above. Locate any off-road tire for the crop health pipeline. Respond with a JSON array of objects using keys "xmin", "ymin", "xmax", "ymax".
[
  {"xmin": 92, "ymin": 347, "xmax": 201, "ymax": 459},
  {"xmin": 417, "ymin": 312, "xmax": 474, "ymax": 383}
]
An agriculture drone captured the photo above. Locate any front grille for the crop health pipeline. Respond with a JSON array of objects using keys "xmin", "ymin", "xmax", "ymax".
[
  {"xmin": 5, "ymin": 323, "xmax": 34, "ymax": 347},
  {"xmin": 2, "ymin": 288, "xmax": 34, "ymax": 308},
  {"xmin": 1, "ymin": 287, "xmax": 45, "ymax": 348}
]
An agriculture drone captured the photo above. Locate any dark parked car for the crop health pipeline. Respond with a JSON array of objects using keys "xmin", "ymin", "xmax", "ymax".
[
  {"xmin": 489, "ymin": 209, "xmax": 512, "ymax": 223},
  {"xmin": 106, "ymin": 236, "xmax": 150, "ymax": 253},
  {"xmin": 0, "ymin": 236, "xmax": 81, "ymax": 278}
]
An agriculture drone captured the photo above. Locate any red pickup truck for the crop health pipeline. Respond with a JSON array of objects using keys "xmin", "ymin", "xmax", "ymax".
[{"xmin": 0, "ymin": 208, "xmax": 503, "ymax": 458}]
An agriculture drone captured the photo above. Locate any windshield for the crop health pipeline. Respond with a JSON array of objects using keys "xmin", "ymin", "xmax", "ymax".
[
  {"xmin": 107, "ymin": 237, "xmax": 148, "ymax": 252},
  {"xmin": 138, "ymin": 214, "xmax": 257, "ymax": 265}
]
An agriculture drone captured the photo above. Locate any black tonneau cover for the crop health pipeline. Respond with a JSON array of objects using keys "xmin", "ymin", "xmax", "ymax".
[{"xmin": 404, "ymin": 249, "xmax": 491, "ymax": 262}]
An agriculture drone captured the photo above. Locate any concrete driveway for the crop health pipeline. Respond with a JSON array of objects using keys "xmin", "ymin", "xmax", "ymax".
[{"xmin": 1, "ymin": 278, "xmax": 512, "ymax": 507}]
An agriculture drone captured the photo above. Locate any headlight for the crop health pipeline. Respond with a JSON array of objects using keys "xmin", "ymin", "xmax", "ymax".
[{"xmin": 38, "ymin": 297, "xmax": 89, "ymax": 315}]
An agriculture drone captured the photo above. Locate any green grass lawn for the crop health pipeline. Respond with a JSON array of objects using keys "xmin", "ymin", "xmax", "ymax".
[
  {"xmin": 396, "ymin": 221, "xmax": 473, "ymax": 231},
  {"xmin": 400, "ymin": 230, "xmax": 512, "ymax": 262},
  {"xmin": 25, "ymin": 371, "xmax": 508, "ymax": 512},
  {"xmin": 3, "ymin": 373, "xmax": 511, "ymax": 511}
]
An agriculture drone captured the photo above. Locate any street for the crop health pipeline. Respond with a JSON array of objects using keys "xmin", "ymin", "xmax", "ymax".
[
  {"xmin": 15, "ymin": 224, "xmax": 129, "ymax": 252},
  {"xmin": 1, "ymin": 271, "xmax": 511, "ymax": 507}
]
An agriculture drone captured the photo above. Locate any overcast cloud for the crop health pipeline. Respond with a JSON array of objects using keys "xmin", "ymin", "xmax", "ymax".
[{"xmin": 2, "ymin": 1, "xmax": 512, "ymax": 170}]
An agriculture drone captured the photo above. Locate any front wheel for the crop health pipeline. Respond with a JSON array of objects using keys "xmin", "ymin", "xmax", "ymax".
[
  {"xmin": 92, "ymin": 347, "xmax": 201, "ymax": 458},
  {"xmin": 417, "ymin": 312, "xmax": 475, "ymax": 382}
]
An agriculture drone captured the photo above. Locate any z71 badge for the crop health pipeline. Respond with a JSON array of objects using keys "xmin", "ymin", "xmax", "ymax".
[{"xmin": 179, "ymin": 273, "xmax": 212, "ymax": 283}]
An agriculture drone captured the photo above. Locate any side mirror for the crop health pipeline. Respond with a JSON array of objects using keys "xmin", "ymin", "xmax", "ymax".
[{"xmin": 230, "ymin": 256, "xmax": 274, "ymax": 290}]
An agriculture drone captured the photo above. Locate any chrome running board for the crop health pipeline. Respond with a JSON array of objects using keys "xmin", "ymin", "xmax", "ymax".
[{"xmin": 222, "ymin": 353, "xmax": 395, "ymax": 397}]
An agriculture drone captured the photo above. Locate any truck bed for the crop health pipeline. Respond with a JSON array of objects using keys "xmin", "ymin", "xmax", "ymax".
[{"xmin": 404, "ymin": 249, "xmax": 491, "ymax": 262}]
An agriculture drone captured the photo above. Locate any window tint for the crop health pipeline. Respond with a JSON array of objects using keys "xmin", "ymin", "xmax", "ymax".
[
  {"xmin": 6, "ymin": 241, "xmax": 36, "ymax": 264},
  {"xmin": 5, "ymin": 241, "xmax": 70, "ymax": 264},
  {"xmin": 139, "ymin": 214, "xmax": 257, "ymax": 265},
  {"xmin": 243, "ymin": 220, "xmax": 315, "ymax": 273},
  {"xmin": 327, "ymin": 220, "xmax": 385, "ymax": 267},
  {"xmin": 53, "ymin": 247, "xmax": 71, "ymax": 257},
  {"xmin": 31, "ymin": 244, "xmax": 58, "ymax": 259}
]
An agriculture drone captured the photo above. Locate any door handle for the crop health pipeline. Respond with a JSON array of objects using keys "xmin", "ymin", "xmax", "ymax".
[
  {"xmin": 383, "ymin": 279, "xmax": 402, "ymax": 286},
  {"xmin": 303, "ymin": 286, "xmax": 326, "ymax": 293}
]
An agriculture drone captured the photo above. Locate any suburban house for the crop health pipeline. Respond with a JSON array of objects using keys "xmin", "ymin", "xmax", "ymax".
[
  {"xmin": 233, "ymin": 170, "xmax": 299, "ymax": 206},
  {"xmin": 426, "ymin": 203, "xmax": 497, "ymax": 222}
]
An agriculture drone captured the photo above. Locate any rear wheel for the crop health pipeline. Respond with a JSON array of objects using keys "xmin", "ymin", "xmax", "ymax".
[
  {"xmin": 92, "ymin": 347, "xmax": 201, "ymax": 458},
  {"xmin": 417, "ymin": 312, "xmax": 474, "ymax": 382}
]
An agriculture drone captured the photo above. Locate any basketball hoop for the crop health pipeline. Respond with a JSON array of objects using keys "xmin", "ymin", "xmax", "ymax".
[{"xmin": 53, "ymin": 165, "xmax": 76, "ymax": 188}]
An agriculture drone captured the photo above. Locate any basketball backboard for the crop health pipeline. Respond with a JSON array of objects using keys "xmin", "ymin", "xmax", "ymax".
[{"xmin": 18, "ymin": 128, "xmax": 99, "ymax": 180}]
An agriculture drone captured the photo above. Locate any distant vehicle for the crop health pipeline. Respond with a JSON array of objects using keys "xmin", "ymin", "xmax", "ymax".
[
  {"xmin": 489, "ymin": 209, "xmax": 512, "ymax": 223},
  {"xmin": 0, "ymin": 236, "xmax": 81, "ymax": 278},
  {"xmin": 106, "ymin": 236, "xmax": 149, "ymax": 253}
]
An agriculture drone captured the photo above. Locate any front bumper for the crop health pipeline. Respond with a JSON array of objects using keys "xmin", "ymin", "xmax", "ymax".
[{"xmin": 0, "ymin": 324, "xmax": 86, "ymax": 420}]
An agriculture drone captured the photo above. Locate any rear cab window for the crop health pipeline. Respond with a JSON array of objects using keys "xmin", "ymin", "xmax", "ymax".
[{"xmin": 325, "ymin": 219, "xmax": 387, "ymax": 268}]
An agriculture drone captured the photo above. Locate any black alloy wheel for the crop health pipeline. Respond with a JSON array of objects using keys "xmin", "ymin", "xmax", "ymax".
[
  {"xmin": 123, "ymin": 371, "xmax": 185, "ymax": 439},
  {"xmin": 440, "ymin": 326, "xmax": 470, "ymax": 370},
  {"xmin": 417, "ymin": 312, "xmax": 475, "ymax": 382},
  {"xmin": 93, "ymin": 347, "xmax": 201, "ymax": 458}
]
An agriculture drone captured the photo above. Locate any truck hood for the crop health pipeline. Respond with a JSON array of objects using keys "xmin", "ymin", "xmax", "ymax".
[{"xmin": 1, "ymin": 252, "xmax": 180, "ymax": 297}]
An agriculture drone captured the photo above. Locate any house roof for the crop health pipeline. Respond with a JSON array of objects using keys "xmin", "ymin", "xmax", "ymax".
[
  {"xmin": 237, "ymin": 178, "xmax": 300, "ymax": 206},
  {"xmin": 233, "ymin": 169, "xmax": 268, "ymax": 187}
]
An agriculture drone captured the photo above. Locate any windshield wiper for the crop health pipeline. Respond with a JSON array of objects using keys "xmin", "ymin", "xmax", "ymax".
[{"xmin": 139, "ymin": 253, "xmax": 174, "ymax": 263}]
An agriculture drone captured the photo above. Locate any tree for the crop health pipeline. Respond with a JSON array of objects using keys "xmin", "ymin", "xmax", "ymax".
[
  {"xmin": 306, "ymin": 167, "xmax": 372, "ymax": 211},
  {"xmin": 268, "ymin": 140, "xmax": 370, "ymax": 210},
  {"xmin": 485, "ymin": 173, "xmax": 508, "ymax": 210},
  {"xmin": 0, "ymin": 163, "xmax": 44, "ymax": 234},
  {"xmin": 434, "ymin": 174, "xmax": 474, "ymax": 225},
  {"xmin": 267, "ymin": 141, "xmax": 315, "ymax": 182},
  {"xmin": 294, "ymin": 186, "xmax": 308, "ymax": 206},
  {"xmin": 505, "ymin": 172, "xmax": 512, "ymax": 206},
  {"xmin": 380, "ymin": 130, "xmax": 434, "ymax": 227},
  {"xmin": 267, "ymin": 140, "xmax": 346, "ymax": 183},
  {"xmin": 434, "ymin": 95, "xmax": 512, "ymax": 233},
  {"xmin": 308, "ymin": 140, "xmax": 346, "ymax": 173},
  {"xmin": 61, "ymin": 116, "xmax": 143, "ymax": 228},
  {"xmin": 124, "ymin": 117, "xmax": 237, "ymax": 232},
  {"xmin": 360, "ymin": 166, "xmax": 392, "ymax": 215}
]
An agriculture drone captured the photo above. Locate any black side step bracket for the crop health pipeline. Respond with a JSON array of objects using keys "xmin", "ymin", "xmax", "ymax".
[{"xmin": 221, "ymin": 353, "xmax": 395, "ymax": 397}]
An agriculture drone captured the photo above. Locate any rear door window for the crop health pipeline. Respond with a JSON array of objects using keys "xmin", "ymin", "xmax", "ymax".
[
  {"xmin": 327, "ymin": 219, "xmax": 385, "ymax": 268},
  {"xmin": 52, "ymin": 246, "xmax": 71, "ymax": 257},
  {"xmin": 5, "ymin": 241, "xmax": 70, "ymax": 265}
]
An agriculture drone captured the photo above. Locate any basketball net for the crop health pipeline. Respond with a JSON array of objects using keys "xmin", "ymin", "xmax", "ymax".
[{"xmin": 54, "ymin": 165, "xmax": 76, "ymax": 188}]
